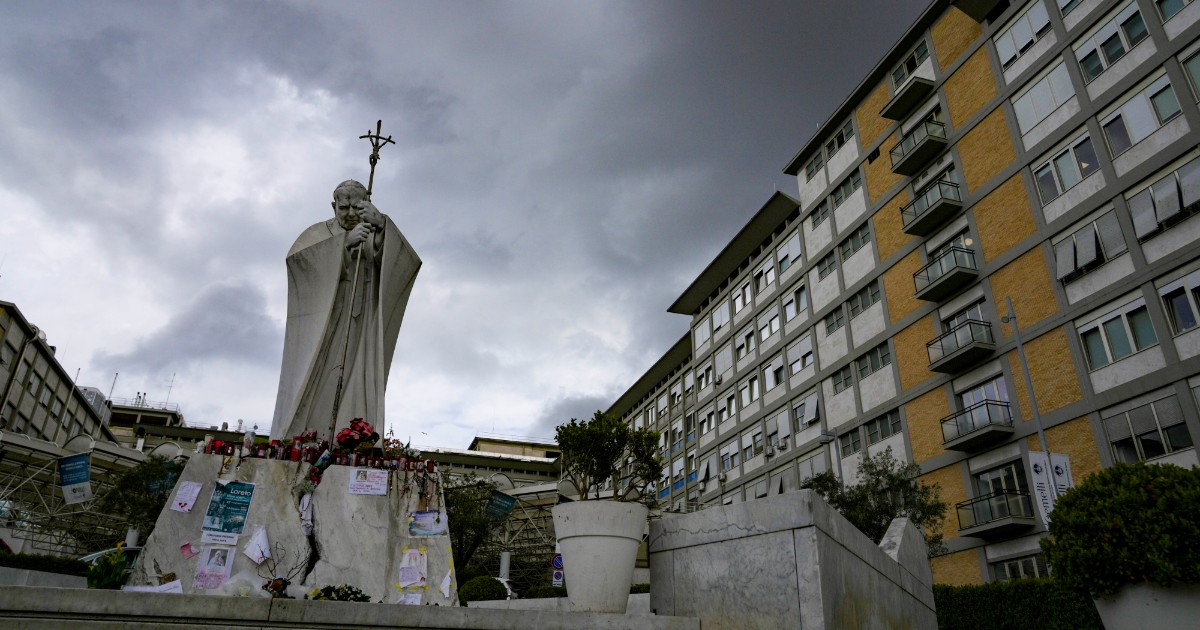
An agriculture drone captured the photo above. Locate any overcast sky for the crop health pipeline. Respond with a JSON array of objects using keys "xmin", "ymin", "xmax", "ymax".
[{"xmin": 0, "ymin": 0, "xmax": 929, "ymax": 448}]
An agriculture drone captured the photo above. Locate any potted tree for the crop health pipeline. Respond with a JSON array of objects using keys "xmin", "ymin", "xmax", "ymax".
[
  {"xmin": 1040, "ymin": 462, "xmax": 1200, "ymax": 629},
  {"xmin": 552, "ymin": 410, "xmax": 662, "ymax": 613}
]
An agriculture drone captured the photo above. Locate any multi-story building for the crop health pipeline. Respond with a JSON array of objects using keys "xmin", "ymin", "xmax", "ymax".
[{"xmin": 606, "ymin": 0, "xmax": 1200, "ymax": 585}]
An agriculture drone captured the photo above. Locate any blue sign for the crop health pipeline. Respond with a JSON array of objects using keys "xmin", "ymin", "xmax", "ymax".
[
  {"xmin": 58, "ymin": 453, "xmax": 92, "ymax": 504},
  {"xmin": 551, "ymin": 553, "xmax": 563, "ymax": 570}
]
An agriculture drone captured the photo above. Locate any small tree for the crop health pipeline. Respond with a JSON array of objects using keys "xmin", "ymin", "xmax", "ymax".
[
  {"xmin": 443, "ymin": 474, "xmax": 501, "ymax": 574},
  {"xmin": 801, "ymin": 447, "xmax": 946, "ymax": 553},
  {"xmin": 555, "ymin": 411, "xmax": 662, "ymax": 503},
  {"xmin": 96, "ymin": 456, "xmax": 185, "ymax": 542}
]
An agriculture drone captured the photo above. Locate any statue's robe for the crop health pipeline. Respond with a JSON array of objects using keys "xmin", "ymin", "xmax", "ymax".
[{"xmin": 270, "ymin": 216, "xmax": 420, "ymax": 440}]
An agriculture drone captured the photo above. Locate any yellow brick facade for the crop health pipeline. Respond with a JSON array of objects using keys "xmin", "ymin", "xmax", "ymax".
[
  {"xmin": 873, "ymin": 189, "xmax": 911, "ymax": 262},
  {"xmin": 865, "ymin": 134, "xmax": 904, "ymax": 205},
  {"xmin": 932, "ymin": 549, "xmax": 983, "ymax": 586},
  {"xmin": 896, "ymin": 314, "xmax": 936, "ymax": 392},
  {"xmin": 974, "ymin": 175, "xmax": 1037, "ymax": 264},
  {"xmin": 989, "ymin": 247, "xmax": 1058, "ymax": 336},
  {"xmin": 1007, "ymin": 327, "xmax": 1084, "ymax": 420},
  {"xmin": 918, "ymin": 462, "xmax": 966, "ymax": 545},
  {"xmin": 906, "ymin": 387, "xmax": 951, "ymax": 464},
  {"xmin": 856, "ymin": 80, "xmax": 894, "ymax": 151},
  {"xmin": 884, "ymin": 250, "xmax": 923, "ymax": 323},
  {"xmin": 1028, "ymin": 416, "xmax": 1103, "ymax": 479},
  {"xmin": 943, "ymin": 47, "xmax": 997, "ymax": 130},
  {"xmin": 957, "ymin": 108, "xmax": 1015, "ymax": 194},
  {"xmin": 931, "ymin": 7, "xmax": 982, "ymax": 71}
]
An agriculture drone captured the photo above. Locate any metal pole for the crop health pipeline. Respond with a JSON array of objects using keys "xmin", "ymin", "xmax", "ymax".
[
  {"xmin": 1002, "ymin": 297, "xmax": 1055, "ymax": 498},
  {"xmin": 819, "ymin": 430, "xmax": 844, "ymax": 492}
]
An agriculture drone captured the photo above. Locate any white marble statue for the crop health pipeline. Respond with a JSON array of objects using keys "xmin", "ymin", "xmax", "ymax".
[{"xmin": 271, "ymin": 179, "xmax": 420, "ymax": 440}]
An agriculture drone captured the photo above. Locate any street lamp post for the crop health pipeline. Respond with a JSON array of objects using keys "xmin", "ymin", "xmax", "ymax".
[
  {"xmin": 1001, "ymin": 296, "xmax": 1056, "ymax": 499},
  {"xmin": 818, "ymin": 430, "xmax": 844, "ymax": 491}
]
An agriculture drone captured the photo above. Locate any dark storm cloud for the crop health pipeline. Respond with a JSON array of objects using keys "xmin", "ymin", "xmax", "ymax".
[
  {"xmin": 530, "ymin": 395, "xmax": 616, "ymax": 439},
  {"xmin": 92, "ymin": 282, "xmax": 281, "ymax": 377}
]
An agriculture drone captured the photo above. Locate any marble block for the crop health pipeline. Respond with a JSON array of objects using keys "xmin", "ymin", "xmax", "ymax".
[{"xmin": 130, "ymin": 454, "xmax": 457, "ymax": 605}]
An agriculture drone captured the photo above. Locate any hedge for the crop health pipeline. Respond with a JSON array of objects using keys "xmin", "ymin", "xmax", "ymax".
[
  {"xmin": 934, "ymin": 579, "xmax": 1101, "ymax": 630},
  {"xmin": 524, "ymin": 585, "xmax": 568, "ymax": 599},
  {"xmin": 0, "ymin": 552, "xmax": 89, "ymax": 577},
  {"xmin": 458, "ymin": 576, "xmax": 508, "ymax": 605}
]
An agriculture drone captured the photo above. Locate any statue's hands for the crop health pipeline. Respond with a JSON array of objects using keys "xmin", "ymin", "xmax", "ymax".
[
  {"xmin": 354, "ymin": 200, "xmax": 385, "ymax": 230},
  {"xmin": 346, "ymin": 223, "xmax": 372, "ymax": 249}
]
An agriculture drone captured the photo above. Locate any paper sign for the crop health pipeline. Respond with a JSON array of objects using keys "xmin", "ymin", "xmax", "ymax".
[
  {"xmin": 397, "ymin": 547, "xmax": 427, "ymax": 588},
  {"xmin": 171, "ymin": 481, "xmax": 203, "ymax": 513},
  {"xmin": 123, "ymin": 580, "xmax": 183, "ymax": 593},
  {"xmin": 58, "ymin": 453, "xmax": 93, "ymax": 505},
  {"xmin": 348, "ymin": 468, "xmax": 388, "ymax": 495},
  {"xmin": 201, "ymin": 481, "xmax": 255, "ymax": 544},
  {"xmin": 180, "ymin": 541, "xmax": 198, "ymax": 560},
  {"xmin": 401, "ymin": 592, "xmax": 423, "ymax": 605},
  {"xmin": 440, "ymin": 570, "xmax": 452, "ymax": 598},
  {"xmin": 243, "ymin": 527, "xmax": 270, "ymax": 564},
  {"xmin": 409, "ymin": 510, "xmax": 448, "ymax": 537},
  {"xmin": 193, "ymin": 547, "xmax": 233, "ymax": 589}
]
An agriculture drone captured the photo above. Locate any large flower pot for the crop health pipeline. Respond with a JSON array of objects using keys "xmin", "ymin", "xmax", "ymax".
[
  {"xmin": 552, "ymin": 501, "xmax": 648, "ymax": 613},
  {"xmin": 1093, "ymin": 583, "xmax": 1200, "ymax": 630}
]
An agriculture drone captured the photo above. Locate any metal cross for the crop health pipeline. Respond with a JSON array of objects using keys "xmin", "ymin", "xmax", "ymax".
[{"xmin": 359, "ymin": 120, "xmax": 395, "ymax": 198}]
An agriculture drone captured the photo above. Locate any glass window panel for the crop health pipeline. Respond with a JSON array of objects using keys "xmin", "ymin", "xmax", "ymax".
[
  {"xmin": 1104, "ymin": 317, "xmax": 1134, "ymax": 359},
  {"xmin": 1055, "ymin": 239, "xmax": 1076, "ymax": 280},
  {"xmin": 1014, "ymin": 92, "xmax": 1039, "ymax": 133},
  {"xmin": 1113, "ymin": 436, "xmax": 1141, "ymax": 462},
  {"xmin": 1152, "ymin": 177, "xmax": 1182, "ymax": 223},
  {"xmin": 1122, "ymin": 12, "xmax": 1148, "ymax": 45},
  {"xmin": 1178, "ymin": 158, "xmax": 1200, "ymax": 208},
  {"xmin": 1159, "ymin": 0, "xmax": 1187, "ymax": 20},
  {"xmin": 1137, "ymin": 429, "xmax": 1167, "ymax": 459},
  {"xmin": 1047, "ymin": 64, "xmax": 1074, "ymax": 106},
  {"xmin": 1128, "ymin": 189, "xmax": 1159, "ymax": 238},
  {"xmin": 1100, "ymin": 34, "xmax": 1126, "ymax": 65},
  {"xmin": 1185, "ymin": 55, "xmax": 1200, "ymax": 98},
  {"xmin": 1035, "ymin": 163, "xmax": 1060, "ymax": 202},
  {"xmin": 1010, "ymin": 17, "xmax": 1034, "ymax": 52},
  {"xmin": 1124, "ymin": 95, "xmax": 1160, "ymax": 144},
  {"xmin": 1151, "ymin": 87, "xmax": 1182, "ymax": 124},
  {"xmin": 1164, "ymin": 423, "xmax": 1194, "ymax": 450},
  {"xmin": 1096, "ymin": 211, "xmax": 1127, "ymax": 257},
  {"xmin": 1072, "ymin": 138, "xmax": 1098, "ymax": 180},
  {"xmin": 1075, "ymin": 225, "xmax": 1099, "ymax": 267},
  {"xmin": 1164, "ymin": 288, "xmax": 1198, "ymax": 333},
  {"xmin": 1029, "ymin": 80, "xmax": 1058, "ymax": 122},
  {"xmin": 1080, "ymin": 50, "xmax": 1104, "ymax": 82},
  {"xmin": 997, "ymin": 33, "xmax": 1018, "ymax": 68},
  {"xmin": 1030, "ymin": 2, "xmax": 1051, "ymax": 32},
  {"xmin": 1104, "ymin": 116, "xmax": 1133, "ymax": 155},
  {"xmin": 1129, "ymin": 307, "xmax": 1158, "ymax": 349},
  {"xmin": 1054, "ymin": 151, "xmax": 1082, "ymax": 191}
]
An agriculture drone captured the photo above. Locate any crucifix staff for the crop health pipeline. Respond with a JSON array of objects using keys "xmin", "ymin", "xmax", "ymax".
[{"xmin": 327, "ymin": 120, "xmax": 394, "ymax": 442}]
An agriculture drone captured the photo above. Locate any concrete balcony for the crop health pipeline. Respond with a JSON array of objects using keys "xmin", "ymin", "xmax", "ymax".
[
  {"xmin": 941, "ymin": 400, "xmax": 1014, "ymax": 451},
  {"xmin": 953, "ymin": 0, "xmax": 1004, "ymax": 22},
  {"xmin": 957, "ymin": 490, "xmax": 1038, "ymax": 538},
  {"xmin": 890, "ymin": 120, "xmax": 948, "ymax": 176},
  {"xmin": 927, "ymin": 319, "xmax": 996, "ymax": 373},
  {"xmin": 881, "ymin": 76, "xmax": 935, "ymax": 121},
  {"xmin": 913, "ymin": 246, "xmax": 977, "ymax": 302},
  {"xmin": 901, "ymin": 180, "xmax": 963, "ymax": 236}
]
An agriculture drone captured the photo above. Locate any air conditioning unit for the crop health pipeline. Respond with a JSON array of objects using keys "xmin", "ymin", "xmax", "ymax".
[
  {"xmin": 699, "ymin": 481, "xmax": 707, "ymax": 492},
  {"xmin": 765, "ymin": 445, "xmax": 776, "ymax": 457},
  {"xmin": 778, "ymin": 439, "xmax": 789, "ymax": 452},
  {"xmin": 715, "ymin": 375, "xmax": 723, "ymax": 385},
  {"xmin": 718, "ymin": 472, "xmax": 728, "ymax": 483}
]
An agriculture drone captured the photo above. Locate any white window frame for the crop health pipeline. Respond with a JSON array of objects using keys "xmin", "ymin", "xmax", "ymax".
[
  {"xmin": 1077, "ymin": 296, "xmax": 1159, "ymax": 370},
  {"xmin": 1100, "ymin": 72, "xmax": 1182, "ymax": 157},
  {"xmin": 1032, "ymin": 131, "xmax": 1101, "ymax": 204},
  {"xmin": 1052, "ymin": 208, "xmax": 1127, "ymax": 282},
  {"xmin": 1012, "ymin": 61, "xmax": 1075, "ymax": 134},
  {"xmin": 995, "ymin": 0, "xmax": 1053, "ymax": 70},
  {"xmin": 1074, "ymin": 1, "xmax": 1149, "ymax": 84}
]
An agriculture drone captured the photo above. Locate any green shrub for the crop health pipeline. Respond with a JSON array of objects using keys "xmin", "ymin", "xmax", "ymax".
[
  {"xmin": 307, "ymin": 584, "xmax": 372, "ymax": 602},
  {"xmin": 86, "ymin": 546, "xmax": 128, "ymax": 590},
  {"xmin": 934, "ymin": 579, "xmax": 1101, "ymax": 630},
  {"xmin": 1040, "ymin": 462, "xmax": 1200, "ymax": 598},
  {"xmin": 525, "ymin": 585, "xmax": 568, "ymax": 599},
  {"xmin": 458, "ymin": 576, "xmax": 508, "ymax": 605},
  {"xmin": 0, "ymin": 551, "xmax": 89, "ymax": 577},
  {"xmin": 456, "ymin": 564, "xmax": 490, "ymax": 585},
  {"xmin": 629, "ymin": 583, "xmax": 649, "ymax": 593}
]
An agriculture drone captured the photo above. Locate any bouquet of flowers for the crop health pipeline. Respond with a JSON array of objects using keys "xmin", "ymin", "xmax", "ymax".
[
  {"xmin": 307, "ymin": 583, "xmax": 372, "ymax": 602},
  {"xmin": 335, "ymin": 418, "xmax": 379, "ymax": 452}
]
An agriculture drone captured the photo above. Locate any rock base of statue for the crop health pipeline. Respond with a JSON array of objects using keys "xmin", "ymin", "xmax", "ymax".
[{"xmin": 130, "ymin": 454, "xmax": 457, "ymax": 604}]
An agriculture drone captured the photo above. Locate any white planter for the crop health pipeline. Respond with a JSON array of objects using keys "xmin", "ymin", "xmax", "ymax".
[
  {"xmin": 1094, "ymin": 582, "xmax": 1200, "ymax": 630},
  {"xmin": 552, "ymin": 501, "xmax": 647, "ymax": 613}
]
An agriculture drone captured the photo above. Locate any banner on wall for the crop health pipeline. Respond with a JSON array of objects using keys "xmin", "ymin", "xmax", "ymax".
[
  {"xmin": 58, "ymin": 453, "xmax": 93, "ymax": 505},
  {"xmin": 1027, "ymin": 451, "xmax": 1073, "ymax": 524},
  {"xmin": 201, "ymin": 481, "xmax": 255, "ymax": 544}
]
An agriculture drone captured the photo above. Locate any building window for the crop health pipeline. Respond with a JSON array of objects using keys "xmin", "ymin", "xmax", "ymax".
[
  {"xmin": 777, "ymin": 232, "xmax": 802, "ymax": 272},
  {"xmin": 1102, "ymin": 74, "xmax": 1182, "ymax": 157},
  {"xmin": 764, "ymin": 353, "xmax": 786, "ymax": 391},
  {"xmin": 811, "ymin": 200, "xmax": 831, "ymax": 228},
  {"xmin": 671, "ymin": 382, "xmax": 683, "ymax": 406},
  {"xmin": 1103, "ymin": 394, "xmax": 1193, "ymax": 462},
  {"xmin": 721, "ymin": 441, "xmax": 740, "ymax": 471},
  {"xmin": 1058, "ymin": 0, "xmax": 1084, "ymax": 17},
  {"xmin": 839, "ymin": 224, "xmax": 872, "ymax": 261},
  {"xmin": 995, "ymin": 1, "xmax": 1052, "ymax": 70},
  {"xmin": 735, "ymin": 326, "xmax": 757, "ymax": 360},
  {"xmin": 1183, "ymin": 51, "xmax": 1200, "ymax": 99},
  {"xmin": 1078, "ymin": 299, "xmax": 1158, "ymax": 370},
  {"xmin": 832, "ymin": 365, "xmax": 854, "ymax": 394},
  {"xmin": 804, "ymin": 152, "xmax": 825, "ymax": 182},
  {"xmin": 754, "ymin": 259, "xmax": 777, "ymax": 292},
  {"xmin": 733, "ymin": 282, "xmax": 752, "ymax": 314},
  {"xmin": 39, "ymin": 384, "xmax": 52, "ymax": 406},
  {"xmin": 1033, "ymin": 133, "xmax": 1101, "ymax": 204},
  {"xmin": 825, "ymin": 119, "xmax": 855, "ymax": 158},
  {"xmin": 758, "ymin": 307, "xmax": 781, "ymax": 340},
  {"xmin": 783, "ymin": 284, "xmax": 809, "ymax": 321},
  {"xmin": 817, "ymin": 252, "xmax": 838, "ymax": 280},
  {"xmin": 787, "ymin": 334, "xmax": 814, "ymax": 374},
  {"xmin": 715, "ymin": 343, "xmax": 733, "ymax": 376},
  {"xmin": 1157, "ymin": 0, "xmax": 1194, "ymax": 21},
  {"xmin": 839, "ymin": 429, "xmax": 862, "ymax": 456},
  {"xmin": 742, "ymin": 429, "xmax": 764, "ymax": 461},
  {"xmin": 797, "ymin": 449, "xmax": 828, "ymax": 483},
  {"xmin": 824, "ymin": 306, "xmax": 846, "ymax": 334},
  {"xmin": 711, "ymin": 299, "xmax": 731, "ymax": 333},
  {"xmin": 739, "ymin": 375, "xmax": 761, "ymax": 407},
  {"xmin": 1013, "ymin": 62, "xmax": 1075, "ymax": 134},
  {"xmin": 27, "ymin": 371, "xmax": 41, "ymax": 394},
  {"xmin": 831, "ymin": 169, "xmax": 863, "ymax": 208},
  {"xmin": 1054, "ymin": 209, "xmax": 1127, "ymax": 282},
  {"xmin": 658, "ymin": 393, "xmax": 669, "ymax": 415},
  {"xmin": 1075, "ymin": 2, "xmax": 1149, "ymax": 83},
  {"xmin": 1160, "ymin": 270, "xmax": 1200, "ymax": 334},
  {"xmin": 977, "ymin": 461, "xmax": 1029, "ymax": 497},
  {"xmin": 864, "ymin": 409, "xmax": 902, "ymax": 445},
  {"xmin": 892, "ymin": 40, "xmax": 929, "ymax": 87},
  {"xmin": 847, "ymin": 280, "xmax": 881, "ymax": 318},
  {"xmin": 700, "ymin": 409, "xmax": 714, "ymax": 435},
  {"xmin": 1127, "ymin": 155, "xmax": 1200, "ymax": 241},
  {"xmin": 694, "ymin": 316, "xmax": 711, "ymax": 347},
  {"xmin": 854, "ymin": 342, "xmax": 892, "ymax": 380},
  {"xmin": 945, "ymin": 300, "xmax": 986, "ymax": 331},
  {"xmin": 992, "ymin": 554, "xmax": 1050, "ymax": 581},
  {"xmin": 696, "ymin": 362, "xmax": 713, "ymax": 389},
  {"xmin": 717, "ymin": 392, "xmax": 737, "ymax": 423}
]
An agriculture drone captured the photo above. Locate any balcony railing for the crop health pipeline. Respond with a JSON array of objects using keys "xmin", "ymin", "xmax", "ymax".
[
  {"xmin": 901, "ymin": 180, "xmax": 963, "ymax": 236},
  {"xmin": 914, "ymin": 246, "xmax": 978, "ymax": 301},
  {"xmin": 957, "ymin": 489, "xmax": 1037, "ymax": 537},
  {"xmin": 927, "ymin": 319, "xmax": 996, "ymax": 373},
  {"xmin": 890, "ymin": 120, "xmax": 948, "ymax": 176},
  {"xmin": 941, "ymin": 400, "xmax": 1013, "ymax": 448}
]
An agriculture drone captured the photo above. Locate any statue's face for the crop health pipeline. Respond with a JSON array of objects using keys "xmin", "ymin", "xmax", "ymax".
[{"xmin": 332, "ymin": 189, "xmax": 365, "ymax": 230}]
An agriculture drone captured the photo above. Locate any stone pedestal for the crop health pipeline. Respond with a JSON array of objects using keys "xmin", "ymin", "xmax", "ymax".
[{"xmin": 131, "ymin": 454, "xmax": 457, "ymax": 604}]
